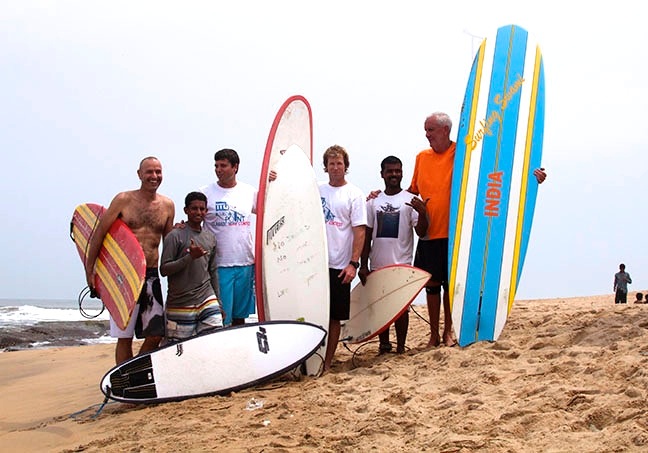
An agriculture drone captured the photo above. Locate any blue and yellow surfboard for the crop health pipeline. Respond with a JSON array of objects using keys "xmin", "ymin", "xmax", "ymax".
[{"xmin": 449, "ymin": 24, "xmax": 545, "ymax": 347}]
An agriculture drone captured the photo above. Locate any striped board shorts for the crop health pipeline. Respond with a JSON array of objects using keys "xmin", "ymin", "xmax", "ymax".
[{"xmin": 165, "ymin": 296, "xmax": 224, "ymax": 342}]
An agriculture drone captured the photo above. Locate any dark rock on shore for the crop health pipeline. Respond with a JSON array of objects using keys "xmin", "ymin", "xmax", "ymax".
[{"xmin": 1, "ymin": 320, "xmax": 110, "ymax": 350}]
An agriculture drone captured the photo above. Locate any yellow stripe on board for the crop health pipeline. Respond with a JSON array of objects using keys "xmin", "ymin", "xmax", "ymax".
[
  {"xmin": 72, "ymin": 224, "xmax": 89, "ymax": 256},
  {"xmin": 72, "ymin": 206, "xmax": 99, "ymax": 264},
  {"xmin": 479, "ymin": 26, "xmax": 516, "ymax": 296},
  {"xmin": 75, "ymin": 203, "xmax": 140, "ymax": 324},
  {"xmin": 72, "ymin": 211, "xmax": 92, "ymax": 243},
  {"xmin": 449, "ymin": 39, "xmax": 487, "ymax": 306},
  {"xmin": 77, "ymin": 203, "xmax": 99, "ymax": 226},
  {"xmin": 103, "ymin": 232, "xmax": 143, "ymax": 300},
  {"xmin": 76, "ymin": 205, "xmax": 100, "ymax": 245},
  {"xmin": 76, "ymin": 203, "xmax": 141, "ymax": 301},
  {"xmin": 95, "ymin": 259, "xmax": 131, "ymax": 324},
  {"xmin": 508, "ymin": 45, "xmax": 542, "ymax": 312}
]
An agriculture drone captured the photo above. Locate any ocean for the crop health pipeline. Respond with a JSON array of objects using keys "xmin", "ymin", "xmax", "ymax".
[
  {"xmin": 0, "ymin": 298, "xmax": 113, "ymax": 351},
  {"xmin": 0, "ymin": 297, "xmax": 264, "ymax": 351},
  {"xmin": 1, "ymin": 293, "xmax": 422, "ymax": 352}
]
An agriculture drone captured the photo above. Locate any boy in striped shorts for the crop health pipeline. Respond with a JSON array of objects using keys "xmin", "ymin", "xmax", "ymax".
[{"xmin": 161, "ymin": 192, "xmax": 224, "ymax": 342}]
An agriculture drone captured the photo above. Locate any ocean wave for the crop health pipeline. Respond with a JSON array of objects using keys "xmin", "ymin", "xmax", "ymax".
[{"xmin": 0, "ymin": 304, "xmax": 109, "ymax": 327}]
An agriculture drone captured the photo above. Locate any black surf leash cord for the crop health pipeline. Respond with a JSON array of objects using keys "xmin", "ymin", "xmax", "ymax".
[
  {"xmin": 68, "ymin": 396, "xmax": 114, "ymax": 420},
  {"xmin": 343, "ymin": 340, "xmax": 379, "ymax": 369},
  {"xmin": 77, "ymin": 286, "xmax": 105, "ymax": 320},
  {"xmin": 70, "ymin": 208, "xmax": 106, "ymax": 319},
  {"xmin": 339, "ymin": 306, "xmax": 432, "ymax": 368},
  {"xmin": 410, "ymin": 305, "xmax": 431, "ymax": 327},
  {"xmin": 343, "ymin": 338, "xmax": 419, "ymax": 368}
]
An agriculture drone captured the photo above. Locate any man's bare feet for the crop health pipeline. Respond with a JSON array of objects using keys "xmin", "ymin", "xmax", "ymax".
[
  {"xmin": 427, "ymin": 336, "xmax": 441, "ymax": 348},
  {"xmin": 443, "ymin": 333, "xmax": 457, "ymax": 347}
]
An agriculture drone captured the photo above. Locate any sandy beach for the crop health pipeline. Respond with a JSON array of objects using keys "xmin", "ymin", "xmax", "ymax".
[{"xmin": 1, "ymin": 294, "xmax": 647, "ymax": 452}]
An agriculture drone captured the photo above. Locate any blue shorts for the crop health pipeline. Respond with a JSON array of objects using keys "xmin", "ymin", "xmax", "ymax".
[{"xmin": 217, "ymin": 265, "xmax": 256, "ymax": 325}]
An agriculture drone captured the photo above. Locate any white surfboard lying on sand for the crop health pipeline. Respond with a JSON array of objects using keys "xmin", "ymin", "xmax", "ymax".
[
  {"xmin": 340, "ymin": 265, "xmax": 430, "ymax": 344},
  {"xmin": 100, "ymin": 321, "xmax": 326, "ymax": 404}
]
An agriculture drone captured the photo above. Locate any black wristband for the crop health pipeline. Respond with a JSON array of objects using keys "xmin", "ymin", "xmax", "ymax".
[{"xmin": 349, "ymin": 260, "xmax": 360, "ymax": 269}]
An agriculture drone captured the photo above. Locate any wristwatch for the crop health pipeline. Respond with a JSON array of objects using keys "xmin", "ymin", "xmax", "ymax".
[{"xmin": 349, "ymin": 260, "xmax": 360, "ymax": 269}]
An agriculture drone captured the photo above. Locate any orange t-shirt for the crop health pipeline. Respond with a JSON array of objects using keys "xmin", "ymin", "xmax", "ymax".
[{"xmin": 409, "ymin": 143, "xmax": 456, "ymax": 240}]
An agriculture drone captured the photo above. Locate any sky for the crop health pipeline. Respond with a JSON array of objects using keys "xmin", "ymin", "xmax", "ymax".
[{"xmin": 1, "ymin": 0, "xmax": 646, "ymax": 301}]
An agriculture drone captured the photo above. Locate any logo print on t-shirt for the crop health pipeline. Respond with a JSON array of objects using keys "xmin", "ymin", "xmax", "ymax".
[
  {"xmin": 213, "ymin": 201, "xmax": 246, "ymax": 224},
  {"xmin": 321, "ymin": 197, "xmax": 335, "ymax": 222},
  {"xmin": 376, "ymin": 202, "xmax": 400, "ymax": 239}
]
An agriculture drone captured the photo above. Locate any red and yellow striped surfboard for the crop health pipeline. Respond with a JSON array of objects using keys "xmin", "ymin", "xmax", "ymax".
[{"xmin": 70, "ymin": 203, "xmax": 146, "ymax": 330}]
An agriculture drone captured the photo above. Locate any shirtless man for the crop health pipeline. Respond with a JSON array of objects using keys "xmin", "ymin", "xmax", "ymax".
[{"xmin": 85, "ymin": 157, "xmax": 175, "ymax": 364}]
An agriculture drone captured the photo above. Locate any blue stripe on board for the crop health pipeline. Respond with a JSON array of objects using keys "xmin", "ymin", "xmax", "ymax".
[
  {"xmin": 461, "ymin": 25, "xmax": 529, "ymax": 344},
  {"xmin": 516, "ymin": 57, "xmax": 545, "ymax": 283},
  {"xmin": 452, "ymin": 44, "xmax": 483, "ymax": 346},
  {"xmin": 478, "ymin": 26, "xmax": 530, "ymax": 341},
  {"xmin": 449, "ymin": 43, "xmax": 481, "ymax": 272}
]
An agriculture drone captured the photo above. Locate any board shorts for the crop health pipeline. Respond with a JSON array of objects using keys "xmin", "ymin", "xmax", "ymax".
[
  {"xmin": 165, "ymin": 296, "xmax": 223, "ymax": 342},
  {"xmin": 615, "ymin": 289, "xmax": 628, "ymax": 304},
  {"xmin": 217, "ymin": 265, "xmax": 256, "ymax": 325},
  {"xmin": 414, "ymin": 238, "xmax": 448, "ymax": 288},
  {"xmin": 110, "ymin": 268, "xmax": 165, "ymax": 339},
  {"xmin": 329, "ymin": 268, "xmax": 351, "ymax": 321}
]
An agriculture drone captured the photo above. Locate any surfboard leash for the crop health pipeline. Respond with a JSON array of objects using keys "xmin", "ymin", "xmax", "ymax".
[
  {"xmin": 311, "ymin": 351, "xmax": 325, "ymax": 377},
  {"xmin": 342, "ymin": 340, "xmax": 380, "ymax": 369},
  {"xmin": 410, "ymin": 305, "xmax": 431, "ymax": 327},
  {"xmin": 67, "ymin": 396, "xmax": 114, "ymax": 421},
  {"xmin": 92, "ymin": 394, "xmax": 111, "ymax": 419},
  {"xmin": 77, "ymin": 286, "xmax": 106, "ymax": 320}
]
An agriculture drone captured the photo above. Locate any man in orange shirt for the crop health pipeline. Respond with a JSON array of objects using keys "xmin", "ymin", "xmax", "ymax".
[{"xmin": 410, "ymin": 112, "xmax": 546, "ymax": 347}]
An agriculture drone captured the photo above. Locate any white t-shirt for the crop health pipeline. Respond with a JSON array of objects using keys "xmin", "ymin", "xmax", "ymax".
[
  {"xmin": 319, "ymin": 181, "xmax": 367, "ymax": 269},
  {"xmin": 200, "ymin": 181, "xmax": 257, "ymax": 267},
  {"xmin": 366, "ymin": 190, "xmax": 419, "ymax": 269}
]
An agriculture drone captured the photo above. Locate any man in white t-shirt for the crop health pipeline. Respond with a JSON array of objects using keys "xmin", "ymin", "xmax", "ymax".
[
  {"xmin": 200, "ymin": 148, "xmax": 257, "ymax": 326},
  {"xmin": 319, "ymin": 145, "xmax": 367, "ymax": 372},
  {"xmin": 359, "ymin": 156, "xmax": 428, "ymax": 354}
]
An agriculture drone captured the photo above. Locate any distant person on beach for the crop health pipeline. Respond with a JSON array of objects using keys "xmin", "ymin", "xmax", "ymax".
[
  {"xmin": 199, "ymin": 148, "xmax": 258, "ymax": 327},
  {"xmin": 359, "ymin": 155, "xmax": 428, "ymax": 354},
  {"xmin": 614, "ymin": 263, "xmax": 632, "ymax": 304},
  {"xmin": 160, "ymin": 192, "xmax": 223, "ymax": 342},
  {"xmin": 368, "ymin": 112, "xmax": 547, "ymax": 348},
  {"xmin": 633, "ymin": 292, "xmax": 644, "ymax": 304},
  {"xmin": 320, "ymin": 145, "xmax": 367, "ymax": 372},
  {"xmin": 85, "ymin": 157, "xmax": 175, "ymax": 365}
]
